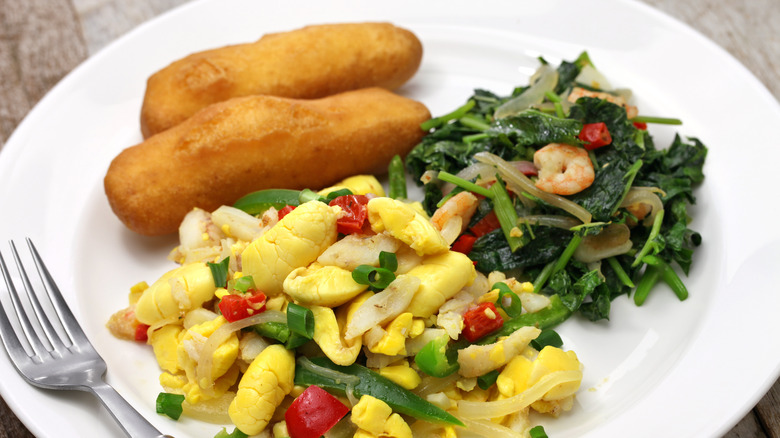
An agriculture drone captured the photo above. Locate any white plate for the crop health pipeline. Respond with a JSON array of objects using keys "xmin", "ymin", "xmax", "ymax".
[{"xmin": 1, "ymin": 0, "xmax": 779, "ymax": 437}]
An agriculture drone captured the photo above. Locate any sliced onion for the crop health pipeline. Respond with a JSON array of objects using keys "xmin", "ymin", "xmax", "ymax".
[
  {"xmin": 494, "ymin": 64, "xmax": 559, "ymax": 119},
  {"xmin": 573, "ymin": 223, "xmax": 634, "ymax": 263},
  {"xmin": 196, "ymin": 310, "xmax": 286, "ymax": 390},
  {"xmin": 457, "ymin": 370, "xmax": 583, "ymax": 419},
  {"xmin": 441, "ymin": 162, "xmax": 499, "ymax": 195},
  {"xmin": 459, "ymin": 418, "xmax": 526, "ymax": 438},
  {"xmin": 517, "ymin": 215, "xmax": 581, "ymax": 230},
  {"xmin": 474, "ymin": 152, "xmax": 592, "ymax": 223},
  {"xmin": 619, "ymin": 186, "xmax": 665, "ymax": 226},
  {"xmin": 510, "ymin": 160, "xmax": 538, "ymax": 177},
  {"xmin": 413, "ymin": 373, "xmax": 460, "ymax": 397},
  {"xmin": 183, "ymin": 308, "xmax": 219, "ymax": 329}
]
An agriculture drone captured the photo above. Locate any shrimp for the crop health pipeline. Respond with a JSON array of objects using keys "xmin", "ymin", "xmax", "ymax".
[
  {"xmin": 431, "ymin": 191, "xmax": 479, "ymax": 244},
  {"xmin": 533, "ymin": 143, "xmax": 595, "ymax": 196},
  {"xmin": 567, "ymin": 87, "xmax": 638, "ymax": 119}
]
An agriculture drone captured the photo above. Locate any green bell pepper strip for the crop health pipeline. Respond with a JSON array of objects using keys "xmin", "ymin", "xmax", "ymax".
[
  {"xmin": 414, "ymin": 334, "xmax": 459, "ymax": 378},
  {"xmin": 253, "ymin": 322, "xmax": 290, "ymax": 343},
  {"xmin": 294, "ymin": 356, "xmax": 464, "ymax": 427},
  {"xmin": 233, "ymin": 189, "xmax": 302, "ymax": 215}
]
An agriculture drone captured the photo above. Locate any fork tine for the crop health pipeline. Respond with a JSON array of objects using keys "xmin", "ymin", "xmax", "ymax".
[
  {"xmin": 0, "ymin": 252, "xmax": 39, "ymax": 367},
  {"xmin": 10, "ymin": 241, "xmax": 70, "ymax": 354},
  {"xmin": 26, "ymin": 239, "xmax": 92, "ymax": 348},
  {"xmin": 0, "ymin": 247, "xmax": 48, "ymax": 360}
]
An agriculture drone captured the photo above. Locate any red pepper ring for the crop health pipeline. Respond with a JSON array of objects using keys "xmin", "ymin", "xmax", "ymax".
[
  {"xmin": 579, "ymin": 122, "xmax": 612, "ymax": 150},
  {"xmin": 285, "ymin": 385, "xmax": 350, "ymax": 438}
]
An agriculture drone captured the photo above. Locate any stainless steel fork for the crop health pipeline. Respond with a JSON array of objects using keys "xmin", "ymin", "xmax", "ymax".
[{"xmin": 0, "ymin": 238, "xmax": 171, "ymax": 438}]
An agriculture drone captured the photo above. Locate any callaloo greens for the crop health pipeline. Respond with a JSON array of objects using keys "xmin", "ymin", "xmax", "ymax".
[{"xmin": 406, "ymin": 52, "xmax": 706, "ymax": 322}]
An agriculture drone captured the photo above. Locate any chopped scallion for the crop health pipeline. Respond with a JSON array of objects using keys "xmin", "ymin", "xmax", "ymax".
[
  {"xmin": 352, "ymin": 265, "xmax": 396, "ymax": 290},
  {"xmin": 207, "ymin": 257, "xmax": 230, "ymax": 289},
  {"xmin": 388, "ymin": 155, "xmax": 407, "ymax": 199},
  {"xmin": 488, "ymin": 181, "xmax": 524, "ymax": 252},
  {"xmin": 529, "ymin": 425, "xmax": 549, "ymax": 438},
  {"xmin": 378, "ymin": 251, "xmax": 398, "ymax": 272},
  {"xmin": 286, "ymin": 302, "xmax": 315, "ymax": 339},
  {"xmin": 155, "ymin": 392, "xmax": 185, "ymax": 420},
  {"xmin": 477, "ymin": 369, "xmax": 500, "ymax": 390},
  {"xmin": 531, "ymin": 329, "xmax": 564, "ymax": 350},
  {"xmin": 492, "ymin": 282, "xmax": 523, "ymax": 318}
]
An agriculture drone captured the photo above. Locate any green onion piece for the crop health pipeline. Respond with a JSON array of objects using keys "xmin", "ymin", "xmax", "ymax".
[
  {"xmin": 611, "ymin": 159, "xmax": 643, "ymax": 217},
  {"xmin": 607, "ymin": 257, "xmax": 635, "ymax": 288},
  {"xmin": 388, "ymin": 155, "xmax": 408, "ymax": 199},
  {"xmin": 214, "ymin": 427, "xmax": 249, "ymax": 438},
  {"xmin": 437, "ymin": 171, "xmax": 493, "ymax": 198},
  {"xmin": 253, "ymin": 322, "xmax": 290, "ymax": 343},
  {"xmin": 531, "ymin": 329, "xmax": 564, "ymax": 350},
  {"xmin": 458, "ymin": 114, "xmax": 491, "ymax": 131},
  {"xmin": 632, "ymin": 209, "xmax": 665, "ymax": 267},
  {"xmin": 155, "ymin": 392, "xmax": 184, "ymax": 420},
  {"xmin": 231, "ymin": 275, "xmax": 254, "ymax": 293},
  {"xmin": 529, "ymin": 425, "xmax": 549, "ymax": 438},
  {"xmin": 325, "ymin": 188, "xmax": 353, "ymax": 202},
  {"xmin": 631, "ymin": 115, "xmax": 683, "ymax": 125},
  {"xmin": 492, "ymin": 282, "xmax": 523, "ymax": 318},
  {"xmin": 352, "ymin": 265, "xmax": 396, "ymax": 290},
  {"xmin": 634, "ymin": 265, "xmax": 662, "ymax": 306},
  {"xmin": 299, "ymin": 188, "xmax": 327, "ymax": 204},
  {"xmin": 207, "ymin": 257, "xmax": 230, "ymax": 289},
  {"xmin": 488, "ymin": 180, "xmax": 524, "ymax": 252},
  {"xmin": 287, "ymin": 302, "xmax": 315, "ymax": 339},
  {"xmin": 378, "ymin": 251, "xmax": 398, "ymax": 272},
  {"xmin": 420, "ymin": 99, "xmax": 476, "ymax": 131},
  {"xmin": 477, "ymin": 369, "xmax": 501, "ymax": 390}
]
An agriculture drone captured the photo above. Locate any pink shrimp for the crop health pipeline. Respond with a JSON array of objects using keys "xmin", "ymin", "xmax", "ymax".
[{"xmin": 533, "ymin": 143, "xmax": 595, "ymax": 196}]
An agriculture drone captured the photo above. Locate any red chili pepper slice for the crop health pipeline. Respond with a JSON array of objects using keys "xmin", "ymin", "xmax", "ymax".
[
  {"xmin": 579, "ymin": 122, "xmax": 612, "ymax": 150},
  {"xmin": 278, "ymin": 205, "xmax": 296, "ymax": 220},
  {"xmin": 218, "ymin": 290, "xmax": 267, "ymax": 323},
  {"xmin": 451, "ymin": 234, "xmax": 477, "ymax": 255},
  {"xmin": 462, "ymin": 302, "xmax": 504, "ymax": 343},
  {"xmin": 285, "ymin": 385, "xmax": 349, "ymax": 438},
  {"xmin": 469, "ymin": 211, "xmax": 501, "ymax": 237},
  {"xmin": 329, "ymin": 195, "xmax": 369, "ymax": 234},
  {"xmin": 134, "ymin": 323, "xmax": 150, "ymax": 342},
  {"xmin": 633, "ymin": 121, "xmax": 648, "ymax": 130}
]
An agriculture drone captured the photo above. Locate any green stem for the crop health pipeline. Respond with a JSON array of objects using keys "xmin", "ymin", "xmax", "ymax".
[
  {"xmin": 437, "ymin": 171, "xmax": 493, "ymax": 198},
  {"xmin": 632, "ymin": 209, "xmax": 665, "ymax": 267},
  {"xmin": 489, "ymin": 181, "xmax": 525, "ymax": 252},
  {"xmin": 552, "ymin": 233, "xmax": 583, "ymax": 274},
  {"xmin": 458, "ymin": 114, "xmax": 491, "ymax": 131},
  {"xmin": 607, "ymin": 256, "xmax": 635, "ymax": 288},
  {"xmin": 631, "ymin": 115, "xmax": 682, "ymax": 125},
  {"xmin": 420, "ymin": 99, "xmax": 476, "ymax": 131},
  {"xmin": 533, "ymin": 261, "xmax": 556, "ymax": 294},
  {"xmin": 634, "ymin": 265, "xmax": 662, "ymax": 306}
]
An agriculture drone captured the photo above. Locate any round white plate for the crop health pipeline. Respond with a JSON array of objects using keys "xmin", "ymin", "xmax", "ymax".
[{"xmin": 1, "ymin": 0, "xmax": 779, "ymax": 437}]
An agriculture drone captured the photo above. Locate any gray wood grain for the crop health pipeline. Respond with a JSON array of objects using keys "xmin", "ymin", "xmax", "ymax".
[{"xmin": 0, "ymin": 0, "xmax": 778, "ymax": 437}]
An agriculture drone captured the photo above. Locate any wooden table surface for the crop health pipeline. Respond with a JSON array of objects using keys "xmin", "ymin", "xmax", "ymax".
[{"xmin": 0, "ymin": 0, "xmax": 778, "ymax": 436}]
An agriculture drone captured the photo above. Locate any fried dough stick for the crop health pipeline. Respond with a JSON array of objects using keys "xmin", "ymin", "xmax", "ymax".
[
  {"xmin": 140, "ymin": 22, "xmax": 423, "ymax": 137},
  {"xmin": 106, "ymin": 88, "xmax": 430, "ymax": 236}
]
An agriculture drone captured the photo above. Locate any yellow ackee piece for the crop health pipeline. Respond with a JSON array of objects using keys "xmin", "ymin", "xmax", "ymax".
[
  {"xmin": 149, "ymin": 324, "xmax": 182, "ymax": 373},
  {"xmin": 368, "ymin": 312, "xmax": 413, "ymax": 356},
  {"xmin": 128, "ymin": 281, "xmax": 149, "ymax": 305},
  {"xmin": 318, "ymin": 175, "xmax": 386, "ymax": 197},
  {"xmin": 377, "ymin": 360, "xmax": 421, "ymax": 390},
  {"xmin": 284, "ymin": 262, "xmax": 368, "ymax": 307},
  {"xmin": 404, "ymin": 251, "xmax": 476, "ymax": 318},
  {"xmin": 529, "ymin": 346, "xmax": 582, "ymax": 401},
  {"xmin": 497, "ymin": 355, "xmax": 534, "ymax": 397},
  {"xmin": 229, "ymin": 345, "xmax": 295, "ymax": 436},
  {"xmin": 134, "ymin": 262, "xmax": 217, "ymax": 326},
  {"xmin": 351, "ymin": 395, "xmax": 412, "ymax": 438},
  {"xmin": 366, "ymin": 197, "xmax": 448, "ymax": 256},
  {"xmin": 310, "ymin": 292, "xmax": 370, "ymax": 365},
  {"xmin": 241, "ymin": 200, "xmax": 340, "ymax": 296}
]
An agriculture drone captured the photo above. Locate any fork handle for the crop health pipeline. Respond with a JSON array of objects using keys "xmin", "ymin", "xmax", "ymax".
[{"xmin": 89, "ymin": 381, "xmax": 172, "ymax": 438}]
